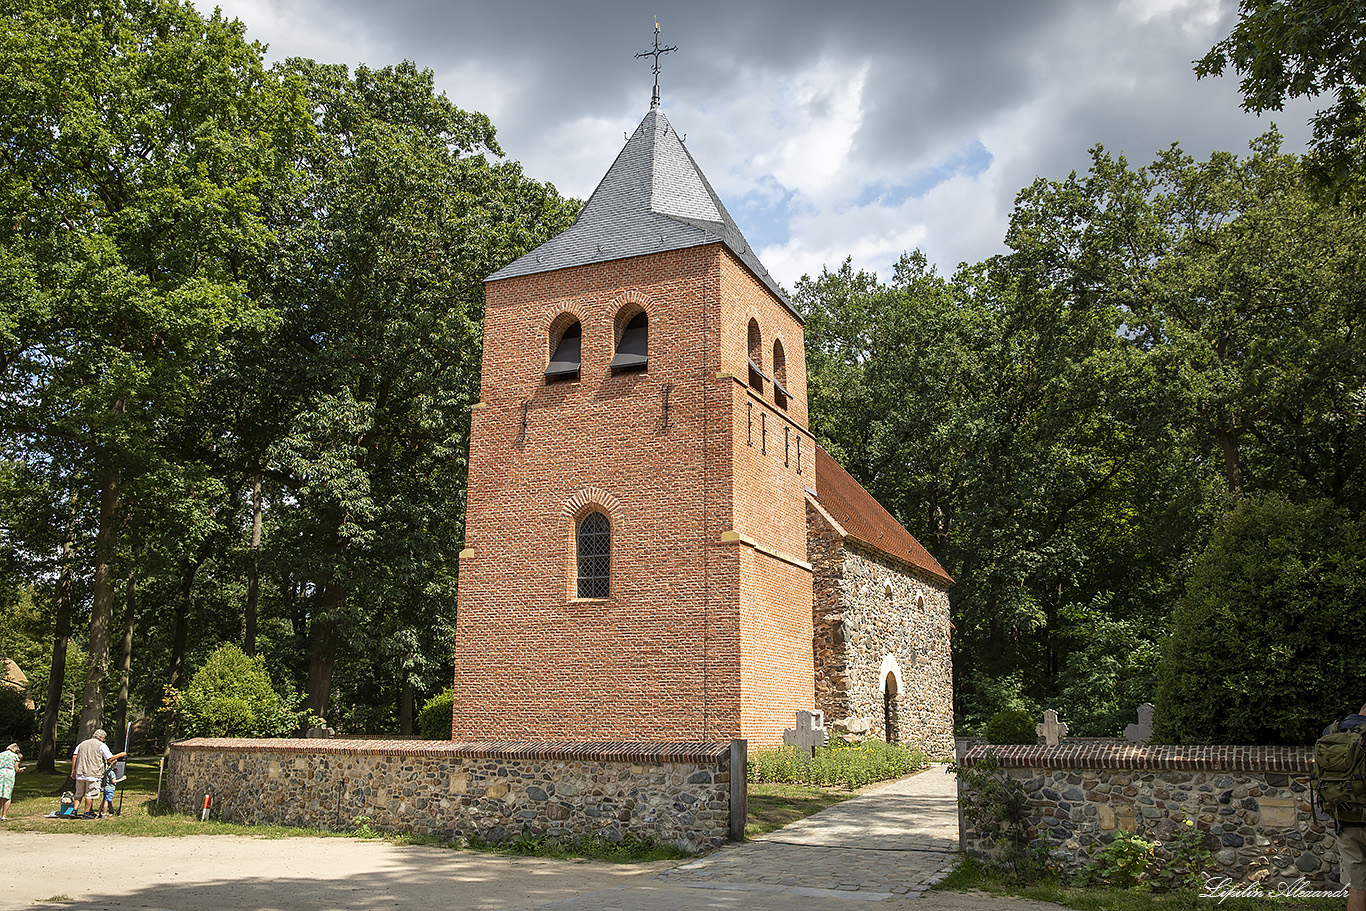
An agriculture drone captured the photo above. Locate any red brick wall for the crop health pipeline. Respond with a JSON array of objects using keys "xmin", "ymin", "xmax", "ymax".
[{"xmin": 453, "ymin": 244, "xmax": 815, "ymax": 745}]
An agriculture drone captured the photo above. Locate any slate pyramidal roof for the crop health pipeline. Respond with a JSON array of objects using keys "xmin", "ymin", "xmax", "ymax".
[{"xmin": 488, "ymin": 104, "xmax": 798, "ymax": 319}]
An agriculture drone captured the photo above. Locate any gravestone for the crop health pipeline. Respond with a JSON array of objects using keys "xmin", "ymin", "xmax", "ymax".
[
  {"xmin": 783, "ymin": 709, "xmax": 828, "ymax": 755},
  {"xmin": 1036, "ymin": 709, "xmax": 1069, "ymax": 746},
  {"xmin": 306, "ymin": 718, "xmax": 336, "ymax": 739},
  {"xmin": 1124, "ymin": 702, "xmax": 1154, "ymax": 743}
]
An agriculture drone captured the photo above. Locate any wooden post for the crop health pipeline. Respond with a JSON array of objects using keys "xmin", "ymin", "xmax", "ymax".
[{"xmin": 729, "ymin": 738, "xmax": 747, "ymax": 841}]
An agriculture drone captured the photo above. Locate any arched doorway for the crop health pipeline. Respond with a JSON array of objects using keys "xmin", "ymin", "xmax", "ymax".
[{"xmin": 883, "ymin": 670, "xmax": 900, "ymax": 744}]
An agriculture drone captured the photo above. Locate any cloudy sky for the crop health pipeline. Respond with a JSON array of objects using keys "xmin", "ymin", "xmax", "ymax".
[{"xmin": 199, "ymin": 0, "xmax": 1317, "ymax": 290}]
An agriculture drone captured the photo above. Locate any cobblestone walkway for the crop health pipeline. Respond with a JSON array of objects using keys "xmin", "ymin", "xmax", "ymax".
[{"xmin": 547, "ymin": 763, "xmax": 962, "ymax": 907}]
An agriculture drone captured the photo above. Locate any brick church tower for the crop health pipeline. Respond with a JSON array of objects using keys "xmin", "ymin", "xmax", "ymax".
[{"xmin": 451, "ymin": 97, "xmax": 817, "ymax": 745}]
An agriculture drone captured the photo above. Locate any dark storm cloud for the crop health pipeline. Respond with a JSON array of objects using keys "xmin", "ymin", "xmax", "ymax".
[{"xmin": 210, "ymin": 0, "xmax": 1319, "ymax": 283}]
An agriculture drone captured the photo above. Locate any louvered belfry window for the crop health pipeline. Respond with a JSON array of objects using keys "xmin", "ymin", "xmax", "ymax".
[
  {"xmin": 577, "ymin": 511, "xmax": 611, "ymax": 598},
  {"xmin": 610, "ymin": 311, "xmax": 648, "ymax": 371},
  {"xmin": 545, "ymin": 321, "xmax": 582, "ymax": 382}
]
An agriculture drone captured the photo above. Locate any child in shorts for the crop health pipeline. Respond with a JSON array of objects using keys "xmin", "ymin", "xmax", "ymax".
[{"xmin": 98, "ymin": 758, "xmax": 126, "ymax": 818}]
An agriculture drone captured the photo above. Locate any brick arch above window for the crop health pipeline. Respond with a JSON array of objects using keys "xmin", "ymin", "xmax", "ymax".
[
  {"xmin": 541, "ymin": 302, "xmax": 586, "ymax": 333},
  {"xmin": 562, "ymin": 487, "xmax": 623, "ymax": 521}
]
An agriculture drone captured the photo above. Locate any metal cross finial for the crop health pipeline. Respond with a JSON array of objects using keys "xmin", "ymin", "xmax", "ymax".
[{"xmin": 634, "ymin": 19, "xmax": 677, "ymax": 107}]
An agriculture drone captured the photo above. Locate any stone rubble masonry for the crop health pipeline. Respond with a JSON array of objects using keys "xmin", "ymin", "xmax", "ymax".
[
  {"xmin": 455, "ymin": 242, "xmax": 815, "ymax": 746},
  {"xmin": 167, "ymin": 738, "xmax": 734, "ymax": 852},
  {"xmin": 958, "ymin": 744, "xmax": 1341, "ymax": 889},
  {"xmin": 808, "ymin": 504, "xmax": 954, "ymax": 757}
]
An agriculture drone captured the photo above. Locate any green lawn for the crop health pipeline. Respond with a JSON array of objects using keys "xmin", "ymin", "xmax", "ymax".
[{"xmin": 746, "ymin": 781, "xmax": 860, "ymax": 838}]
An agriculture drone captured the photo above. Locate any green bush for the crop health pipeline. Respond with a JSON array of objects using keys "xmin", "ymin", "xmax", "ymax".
[
  {"xmin": 984, "ymin": 708, "xmax": 1037, "ymax": 744},
  {"xmin": 1156, "ymin": 497, "xmax": 1366, "ymax": 744},
  {"xmin": 0, "ymin": 687, "xmax": 36, "ymax": 743},
  {"xmin": 179, "ymin": 644, "xmax": 304, "ymax": 738},
  {"xmin": 417, "ymin": 687, "xmax": 453, "ymax": 740},
  {"xmin": 748, "ymin": 739, "xmax": 927, "ymax": 789},
  {"xmin": 951, "ymin": 752, "xmax": 1029, "ymax": 848}
]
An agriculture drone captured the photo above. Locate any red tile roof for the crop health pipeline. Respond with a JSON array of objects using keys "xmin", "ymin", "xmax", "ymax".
[{"xmin": 811, "ymin": 444, "xmax": 952, "ymax": 585}]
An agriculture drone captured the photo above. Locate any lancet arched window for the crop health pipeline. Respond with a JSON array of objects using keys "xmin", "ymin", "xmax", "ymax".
[{"xmin": 576, "ymin": 511, "xmax": 611, "ymax": 599}]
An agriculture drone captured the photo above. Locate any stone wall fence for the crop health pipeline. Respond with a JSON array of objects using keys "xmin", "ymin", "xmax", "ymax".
[
  {"xmin": 166, "ymin": 738, "xmax": 747, "ymax": 852},
  {"xmin": 956, "ymin": 743, "xmax": 1342, "ymax": 889}
]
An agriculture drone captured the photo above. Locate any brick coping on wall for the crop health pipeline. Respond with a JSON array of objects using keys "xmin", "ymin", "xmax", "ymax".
[
  {"xmin": 962, "ymin": 743, "xmax": 1312, "ymax": 774},
  {"xmin": 170, "ymin": 738, "xmax": 732, "ymax": 763}
]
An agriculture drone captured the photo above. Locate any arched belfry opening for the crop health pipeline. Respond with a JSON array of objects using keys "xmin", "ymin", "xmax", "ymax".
[
  {"xmin": 772, "ymin": 339, "xmax": 789, "ymax": 408},
  {"xmin": 611, "ymin": 309, "xmax": 649, "ymax": 372},
  {"xmin": 546, "ymin": 316, "xmax": 582, "ymax": 383},
  {"xmin": 747, "ymin": 318, "xmax": 765, "ymax": 390}
]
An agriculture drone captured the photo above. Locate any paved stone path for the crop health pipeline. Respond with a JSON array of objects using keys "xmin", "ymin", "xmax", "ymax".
[{"xmin": 548, "ymin": 763, "xmax": 963, "ymax": 908}]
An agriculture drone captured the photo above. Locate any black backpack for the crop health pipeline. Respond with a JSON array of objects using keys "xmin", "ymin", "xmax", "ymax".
[{"xmin": 1313, "ymin": 719, "xmax": 1366, "ymax": 823}]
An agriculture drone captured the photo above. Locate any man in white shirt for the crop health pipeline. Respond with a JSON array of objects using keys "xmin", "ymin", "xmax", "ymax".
[{"xmin": 71, "ymin": 730, "xmax": 118, "ymax": 818}]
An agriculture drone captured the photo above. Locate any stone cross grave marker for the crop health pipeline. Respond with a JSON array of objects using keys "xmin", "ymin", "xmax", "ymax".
[
  {"xmin": 1124, "ymin": 702, "xmax": 1154, "ymax": 743},
  {"xmin": 783, "ymin": 709, "xmax": 828, "ymax": 755},
  {"xmin": 1036, "ymin": 709, "xmax": 1069, "ymax": 746}
]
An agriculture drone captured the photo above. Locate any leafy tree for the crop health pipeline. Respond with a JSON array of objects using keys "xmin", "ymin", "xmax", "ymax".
[
  {"xmin": 800, "ymin": 133, "xmax": 1365, "ymax": 731},
  {"xmin": 178, "ymin": 643, "xmax": 304, "ymax": 738},
  {"xmin": 1051, "ymin": 602, "xmax": 1159, "ymax": 737},
  {"xmin": 1197, "ymin": 0, "xmax": 1366, "ymax": 191},
  {"xmin": 1155, "ymin": 497, "xmax": 1366, "ymax": 744},
  {"xmin": 0, "ymin": 0, "xmax": 296, "ymax": 741},
  {"xmin": 798, "ymin": 252, "xmax": 1179, "ymax": 727}
]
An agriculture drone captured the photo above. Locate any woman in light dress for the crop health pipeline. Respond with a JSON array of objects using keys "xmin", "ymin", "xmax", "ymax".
[{"xmin": 0, "ymin": 743, "xmax": 23, "ymax": 819}]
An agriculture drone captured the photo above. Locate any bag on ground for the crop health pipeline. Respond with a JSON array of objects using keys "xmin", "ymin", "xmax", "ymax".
[{"xmin": 46, "ymin": 791, "xmax": 77, "ymax": 818}]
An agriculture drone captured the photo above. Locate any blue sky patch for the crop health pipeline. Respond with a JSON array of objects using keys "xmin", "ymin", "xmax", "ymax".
[
  {"xmin": 854, "ymin": 141, "xmax": 994, "ymax": 209},
  {"xmin": 729, "ymin": 174, "xmax": 800, "ymax": 250}
]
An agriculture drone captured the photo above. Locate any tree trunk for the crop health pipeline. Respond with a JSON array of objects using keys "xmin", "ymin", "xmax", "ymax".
[
  {"xmin": 76, "ymin": 463, "xmax": 120, "ymax": 741},
  {"xmin": 165, "ymin": 558, "xmax": 202, "ymax": 692},
  {"xmin": 399, "ymin": 678, "xmax": 413, "ymax": 736},
  {"xmin": 303, "ymin": 583, "xmax": 344, "ymax": 720},
  {"xmin": 114, "ymin": 573, "xmax": 136, "ymax": 753},
  {"xmin": 37, "ymin": 496, "xmax": 77, "ymax": 772},
  {"xmin": 1216, "ymin": 426, "xmax": 1245, "ymax": 496},
  {"xmin": 244, "ymin": 469, "xmax": 263, "ymax": 656}
]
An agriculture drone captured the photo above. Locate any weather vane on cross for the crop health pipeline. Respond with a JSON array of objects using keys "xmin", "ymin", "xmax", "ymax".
[{"xmin": 635, "ymin": 19, "xmax": 677, "ymax": 107}]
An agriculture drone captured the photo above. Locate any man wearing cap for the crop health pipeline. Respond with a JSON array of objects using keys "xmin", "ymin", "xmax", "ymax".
[{"xmin": 71, "ymin": 730, "xmax": 123, "ymax": 819}]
